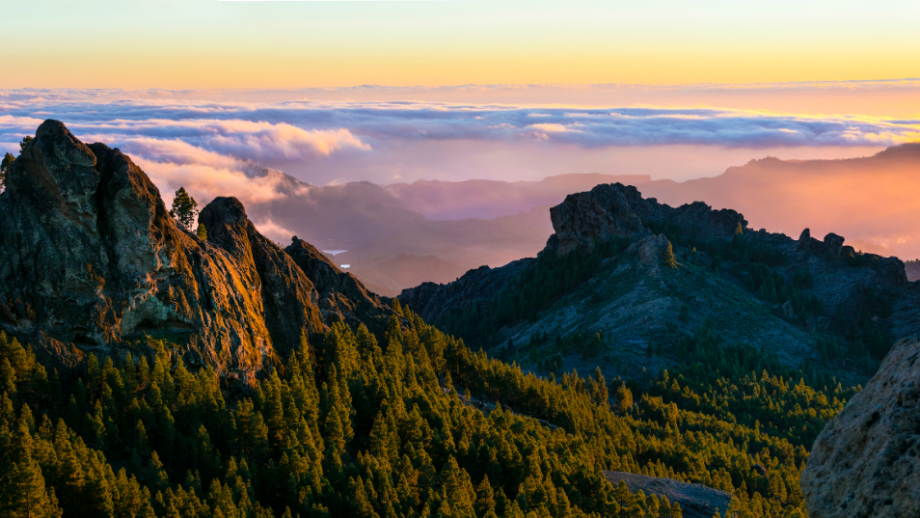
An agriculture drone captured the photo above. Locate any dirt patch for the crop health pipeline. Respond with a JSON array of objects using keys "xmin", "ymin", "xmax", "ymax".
[{"xmin": 603, "ymin": 471, "xmax": 732, "ymax": 518}]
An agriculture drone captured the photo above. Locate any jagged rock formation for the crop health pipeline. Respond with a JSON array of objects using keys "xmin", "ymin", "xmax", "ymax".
[
  {"xmin": 0, "ymin": 120, "xmax": 396, "ymax": 381},
  {"xmin": 547, "ymin": 184, "xmax": 745, "ymax": 255},
  {"xmin": 400, "ymin": 183, "xmax": 919, "ymax": 379},
  {"xmin": 284, "ymin": 236, "xmax": 394, "ymax": 333},
  {"xmin": 802, "ymin": 337, "xmax": 920, "ymax": 518}
]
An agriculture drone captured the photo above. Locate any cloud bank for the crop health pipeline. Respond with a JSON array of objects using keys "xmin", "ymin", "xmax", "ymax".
[
  {"xmin": 0, "ymin": 87, "xmax": 915, "ymax": 245},
  {"xmin": 2, "ymin": 94, "xmax": 917, "ymax": 157}
]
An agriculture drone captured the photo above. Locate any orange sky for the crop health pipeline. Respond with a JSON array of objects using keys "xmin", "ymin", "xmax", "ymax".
[{"xmin": 1, "ymin": 1, "xmax": 919, "ymax": 94}]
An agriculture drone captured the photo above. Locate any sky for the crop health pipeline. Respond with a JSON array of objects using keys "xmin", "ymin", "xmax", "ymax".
[
  {"xmin": 0, "ymin": 0, "xmax": 919, "ymax": 248},
  {"xmin": 1, "ymin": 1, "xmax": 919, "ymax": 89}
]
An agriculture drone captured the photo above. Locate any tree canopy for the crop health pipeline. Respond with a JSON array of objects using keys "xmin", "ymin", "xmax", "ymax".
[{"xmin": 170, "ymin": 187, "xmax": 199, "ymax": 232}]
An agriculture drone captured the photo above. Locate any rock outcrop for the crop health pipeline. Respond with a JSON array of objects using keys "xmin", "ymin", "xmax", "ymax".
[
  {"xmin": 399, "ymin": 182, "xmax": 918, "ymax": 380},
  {"xmin": 802, "ymin": 337, "xmax": 920, "ymax": 518},
  {"xmin": 284, "ymin": 236, "xmax": 394, "ymax": 334},
  {"xmin": 0, "ymin": 120, "xmax": 396, "ymax": 381},
  {"xmin": 547, "ymin": 184, "xmax": 746, "ymax": 255}
]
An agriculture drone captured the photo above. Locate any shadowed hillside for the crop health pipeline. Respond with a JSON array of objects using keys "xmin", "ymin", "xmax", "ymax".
[{"xmin": 400, "ymin": 183, "xmax": 920, "ymax": 386}]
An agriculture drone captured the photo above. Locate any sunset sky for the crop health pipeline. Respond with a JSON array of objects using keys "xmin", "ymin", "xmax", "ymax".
[
  {"xmin": 1, "ymin": 0, "xmax": 919, "ymax": 257},
  {"xmin": 1, "ymin": 1, "xmax": 919, "ymax": 89}
]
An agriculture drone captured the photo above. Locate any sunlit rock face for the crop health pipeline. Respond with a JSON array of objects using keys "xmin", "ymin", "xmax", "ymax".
[{"xmin": 0, "ymin": 120, "xmax": 396, "ymax": 382}]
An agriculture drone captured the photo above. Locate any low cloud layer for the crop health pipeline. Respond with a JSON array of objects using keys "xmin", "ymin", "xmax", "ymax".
[
  {"xmin": 1, "ymin": 89, "xmax": 915, "ymax": 190},
  {"xmin": 1, "ymin": 87, "xmax": 917, "ymax": 259},
  {"xmin": 2, "ymin": 93, "xmax": 917, "ymax": 156}
]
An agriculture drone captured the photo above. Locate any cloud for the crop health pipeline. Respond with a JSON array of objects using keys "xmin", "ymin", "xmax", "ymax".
[
  {"xmin": 133, "ymin": 157, "xmax": 290, "ymax": 207},
  {"xmin": 251, "ymin": 218, "xmax": 297, "ymax": 243},
  {"xmin": 1, "ymin": 91, "xmax": 918, "ymax": 156}
]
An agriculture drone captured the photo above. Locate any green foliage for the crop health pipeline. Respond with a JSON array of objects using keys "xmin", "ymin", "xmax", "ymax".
[
  {"xmin": 818, "ymin": 286, "xmax": 896, "ymax": 366},
  {"xmin": 0, "ymin": 295, "xmax": 830, "ymax": 518},
  {"xmin": 649, "ymin": 321, "xmax": 858, "ymax": 448},
  {"xmin": 746, "ymin": 264, "xmax": 824, "ymax": 322},
  {"xmin": 169, "ymin": 187, "xmax": 199, "ymax": 232},
  {"xmin": 19, "ymin": 136, "xmax": 32, "ymax": 153},
  {"xmin": 196, "ymin": 223, "xmax": 208, "ymax": 241},
  {"xmin": 440, "ymin": 238, "xmax": 630, "ymax": 344},
  {"xmin": 662, "ymin": 239, "xmax": 677, "ymax": 269},
  {"xmin": 645, "ymin": 220, "xmax": 786, "ymax": 271}
]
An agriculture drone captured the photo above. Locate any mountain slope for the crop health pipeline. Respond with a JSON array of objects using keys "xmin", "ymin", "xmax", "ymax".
[
  {"xmin": 0, "ymin": 120, "xmax": 396, "ymax": 381},
  {"xmin": 0, "ymin": 122, "xmax": 872, "ymax": 518},
  {"xmin": 400, "ymin": 183, "xmax": 919, "ymax": 381}
]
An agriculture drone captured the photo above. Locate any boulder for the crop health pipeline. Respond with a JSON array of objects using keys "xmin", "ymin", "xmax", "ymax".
[{"xmin": 802, "ymin": 337, "xmax": 920, "ymax": 518}]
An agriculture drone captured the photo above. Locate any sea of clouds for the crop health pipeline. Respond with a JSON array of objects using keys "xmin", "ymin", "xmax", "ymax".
[{"xmin": 0, "ymin": 85, "xmax": 917, "ymax": 211}]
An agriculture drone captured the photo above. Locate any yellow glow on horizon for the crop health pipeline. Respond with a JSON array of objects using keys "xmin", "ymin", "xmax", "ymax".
[
  {"xmin": 5, "ymin": 47, "xmax": 920, "ymax": 91},
  {"xmin": 2, "ymin": 0, "xmax": 920, "ymax": 91}
]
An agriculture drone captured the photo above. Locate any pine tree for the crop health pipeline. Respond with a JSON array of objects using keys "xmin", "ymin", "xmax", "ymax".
[
  {"xmin": 614, "ymin": 385, "xmax": 633, "ymax": 414},
  {"xmin": 196, "ymin": 223, "xmax": 208, "ymax": 241},
  {"xmin": 663, "ymin": 239, "xmax": 677, "ymax": 269},
  {"xmin": 169, "ymin": 187, "xmax": 199, "ymax": 231},
  {"xmin": 476, "ymin": 475, "xmax": 496, "ymax": 515},
  {"xmin": 3, "ymin": 458, "xmax": 60, "ymax": 518}
]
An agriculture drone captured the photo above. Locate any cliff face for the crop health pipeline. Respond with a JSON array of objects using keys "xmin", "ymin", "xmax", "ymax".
[
  {"xmin": 547, "ymin": 184, "xmax": 746, "ymax": 255},
  {"xmin": 0, "ymin": 120, "xmax": 395, "ymax": 382},
  {"xmin": 802, "ymin": 337, "xmax": 920, "ymax": 518},
  {"xmin": 399, "ymin": 183, "xmax": 918, "ymax": 380}
]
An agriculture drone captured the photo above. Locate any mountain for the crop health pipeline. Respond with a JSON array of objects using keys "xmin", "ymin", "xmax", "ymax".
[
  {"xmin": 384, "ymin": 173, "xmax": 653, "ymax": 220},
  {"xmin": 0, "ymin": 120, "xmax": 397, "ymax": 382},
  {"xmin": 241, "ymin": 146, "xmax": 920, "ymax": 297},
  {"xmin": 640, "ymin": 145, "xmax": 920, "ymax": 261},
  {"xmin": 0, "ymin": 120, "xmax": 884, "ymax": 518},
  {"xmin": 399, "ymin": 183, "xmax": 920, "ymax": 382},
  {"xmin": 906, "ymin": 259, "xmax": 920, "ymax": 282},
  {"xmin": 247, "ymin": 175, "xmax": 425, "ymax": 249}
]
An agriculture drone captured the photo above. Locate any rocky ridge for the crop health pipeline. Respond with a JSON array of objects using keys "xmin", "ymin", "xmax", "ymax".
[
  {"xmin": 400, "ymin": 183, "xmax": 919, "ymax": 378},
  {"xmin": 0, "ymin": 120, "xmax": 396, "ymax": 382}
]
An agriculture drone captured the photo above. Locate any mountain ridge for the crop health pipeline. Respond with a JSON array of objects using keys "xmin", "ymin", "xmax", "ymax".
[
  {"xmin": 0, "ymin": 120, "xmax": 397, "ymax": 382},
  {"xmin": 399, "ymin": 182, "xmax": 919, "ymax": 381}
]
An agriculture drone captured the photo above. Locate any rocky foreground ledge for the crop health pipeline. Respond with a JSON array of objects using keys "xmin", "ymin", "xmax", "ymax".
[{"xmin": 802, "ymin": 337, "xmax": 920, "ymax": 518}]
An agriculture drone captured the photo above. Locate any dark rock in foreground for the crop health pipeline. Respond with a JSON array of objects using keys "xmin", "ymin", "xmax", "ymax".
[
  {"xmin": 603, "ymin": 471, "xmax": 733, "ymax": 518},
  {"xmin": 802, "ymin": 337, "xmax": 920, "ymax": 518}
]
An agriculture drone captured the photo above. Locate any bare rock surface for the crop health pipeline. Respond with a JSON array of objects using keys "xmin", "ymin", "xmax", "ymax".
[
  {"xmin": 603, "ymin": 471, "xmax": 733, "ymax": 518},
  {"xmin": 802, "ymin": 337, "xmax": 920, "ymax": 518},
  {"xmin": 0, "ymin": 120, "xmax": 396, "ymax": 381}
]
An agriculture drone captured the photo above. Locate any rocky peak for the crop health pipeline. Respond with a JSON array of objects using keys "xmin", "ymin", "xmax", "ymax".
[
  {"xmin": 547, "ymin": 183, "xmax": 746, "ymax": 255},
  {"xmin": 284, "ymin": 237, "xmax": 396, "ymax": 333},
  {"xmin": 7, "ymin": 120, "xmax": 99, "ymax": 211},
  {"xmin": 0, "ymin": 120, "xmax": 396, "ymax": 382},
  {"xmin": 199, "ymin": 196, "xmax": 258, "ymax": 257},
  {"xmin": 548, "ymin": 183, "xmax": 647, "ymax": 255}
]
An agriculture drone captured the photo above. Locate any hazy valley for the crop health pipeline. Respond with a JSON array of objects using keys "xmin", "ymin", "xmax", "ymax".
[{"xmin": 232, "ymin": 145, "xmax": 920, "ymax": 297}]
